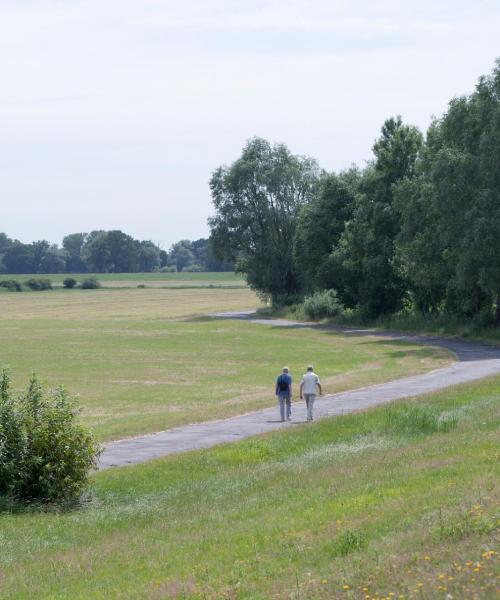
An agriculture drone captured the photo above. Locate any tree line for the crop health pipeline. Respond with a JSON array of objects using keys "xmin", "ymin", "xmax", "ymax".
[
  {"xmin": 0, "ymin": 231, "xmax": 233, "ymax": 274},
  {"xmin": 209, "ymin": 60, "xmax": 500, "ymax": 324}
]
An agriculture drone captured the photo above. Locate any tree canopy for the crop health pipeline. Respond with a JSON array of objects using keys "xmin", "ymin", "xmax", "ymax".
[
  {"xmin": 209, "ymin": 137, "xmax": 319, "ymax": 304},
  {"xmin": 208, "ymin": 60, "xmax": 500, "ymax": 323},
  {"xmin": 0, "ymin": 231, "xmax": 232, "ymax": 274}
]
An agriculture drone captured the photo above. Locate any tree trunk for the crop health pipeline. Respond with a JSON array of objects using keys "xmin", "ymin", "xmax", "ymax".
[{"xmin": 496, "ymin": 295, "xmax": 500, "ymax": 327}]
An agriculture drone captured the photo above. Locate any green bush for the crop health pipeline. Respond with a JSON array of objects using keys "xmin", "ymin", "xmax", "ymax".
[
  {"xmin": 0, "ymin": 279, "xmax": 22, "ymax": 292},
  {"xmin": 24, "ymin": 278, "xmax": 52, "ymax": 291},
  {"xmin": 302, "ymin": 289, "xmax": 344, "ymax": 320},
  {"xmin": 183, "ymin": 264, "xmax": 203, "ymax": 272},
  {"xmin": 80, "ymin": 276, "xmax": 101, "ymax": 289},
  {"xmin": 0, "ymin": 369, "xmax": 101, "ymax": 504},
  {"xmin": 63, "ymin": 277, "xmax": 78, "ymax": 289}
]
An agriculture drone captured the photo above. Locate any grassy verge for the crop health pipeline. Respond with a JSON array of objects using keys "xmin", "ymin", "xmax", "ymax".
[
  {"xmin": 257, "ymin": 305, "xmax": 500, "ymax": 345},
  {"xmin": 0, "ymin": 288, "xmax": 451, "ymax": 441},
  {"xmin": 1, "ymin": 375, "xmax": 498, "ymax": 599}
]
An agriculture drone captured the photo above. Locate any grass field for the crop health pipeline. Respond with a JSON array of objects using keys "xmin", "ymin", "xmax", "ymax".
[
  {"xmin": 0, "ymin": 281, "xmax": 452, "ymax": 441},
  {"xmin": 0, "ymin": 271, "xmax": 245, "ymax": 288},
  {"xmin": 1, "ymin": 375, "xmax": 498, "ymax": 599}
]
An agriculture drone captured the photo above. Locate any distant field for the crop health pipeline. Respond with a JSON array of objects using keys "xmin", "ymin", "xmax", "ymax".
[
  {"xmin": 0, "ymin": 374, "xmax": 497, "ymax": 598},
  {"xmin": 0, "ymin": 286, "xmax": 452, "ymax": 441},
  {"xmin": 0, "ymin": 271, "xmax": 245, "ymax": 288}
]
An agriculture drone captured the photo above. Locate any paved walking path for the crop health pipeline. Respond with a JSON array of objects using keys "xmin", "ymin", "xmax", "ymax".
[{"xmin": 99, "ymin": 312, "xmax": 500, "ymax": 470}]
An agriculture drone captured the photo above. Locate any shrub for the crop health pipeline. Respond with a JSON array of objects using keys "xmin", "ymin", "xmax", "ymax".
[
  {"xmin": 302, "ymin": 289, "xmax": 344, "ymax": 320},
  {"xmin": 80, "ymin": 276, "xmax": 101, "ymax": 289},
  {"xmin": 183, "ymin": 263, "xmax": 203, "ymax": 272},
  {"xmin": 24, "ymin": 278, "xmax": 52, "ymax": 291},
  {"xmin": 0, "ymin": 369, "xmax": 101, "ymax": 504},
  {"xmin": 63, "ymin": 277, "xmax": 78, "ymax": 289},
  {"xmin": 0, "ymin": 279, "xmax": 22, "ymax": 292}
]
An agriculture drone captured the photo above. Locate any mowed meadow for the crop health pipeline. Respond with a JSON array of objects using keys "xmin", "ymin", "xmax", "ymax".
[{"xmin": 0, "ymin": 274, "xmax": 452, "ymax": 441}]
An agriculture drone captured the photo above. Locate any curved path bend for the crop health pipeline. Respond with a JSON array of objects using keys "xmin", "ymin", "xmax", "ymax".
[{"xmin": 99, "ymin": 312, "xmax": 500, "ymax": 470}]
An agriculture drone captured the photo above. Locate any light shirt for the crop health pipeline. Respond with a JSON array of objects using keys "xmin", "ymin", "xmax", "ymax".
[{"xmin": 301, "ymin": 372, "xmax": 320, "ymax": 395}]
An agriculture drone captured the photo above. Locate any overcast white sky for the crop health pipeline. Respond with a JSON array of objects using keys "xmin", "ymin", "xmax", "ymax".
[{"xmin": 1, "ymin": 0, "xmax": 499, "ymax": 248}]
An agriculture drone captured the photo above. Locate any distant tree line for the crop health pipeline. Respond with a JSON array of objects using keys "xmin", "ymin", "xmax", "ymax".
[
  {"xmin": 0, "ymin": 231, "xmax": 233, "ymax": 274},
  {"xmin": 209, "ymin": 60, "xmax": 500, "ymax": 324}
]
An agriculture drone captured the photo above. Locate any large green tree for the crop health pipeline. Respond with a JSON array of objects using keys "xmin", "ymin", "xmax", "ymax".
[
  {"xmin": 330, "ymin": 117, "xmax": 423, "ymax": 315},
  {"xmin": 62, "ymin": 233, "xmax": 88, "ymax": 272},
  {"xmin": 168, "ymin": 240, "xmax": 196, "ymax": 272},
  {"xmin": 396, "ymin": 60, "xmax": 500, "ymax": 320},
  {"xmin": 294, "ymin": 170, "xmax": 359, "ymax": 293},
  {"xmin": 209, "ymin": 137, "xmax": 319, "ymax": 304}
]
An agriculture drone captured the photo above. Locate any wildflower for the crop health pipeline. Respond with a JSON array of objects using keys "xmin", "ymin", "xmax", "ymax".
[
  {"xmin": 423, "ymin": 555, "xmax": 430, "ymax": 561},
  {"xmin": 343, "ymin": 584, "xmax": 350, "ymax": 590},
  {"xmin": 322, "ymin": 579, "xmax": 328, "ymax": 584}
]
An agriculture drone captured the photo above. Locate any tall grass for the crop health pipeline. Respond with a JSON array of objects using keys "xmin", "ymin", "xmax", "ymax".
[{"xmin": 383, "ymin": 404, "xmax": 458, "ymax": 436}]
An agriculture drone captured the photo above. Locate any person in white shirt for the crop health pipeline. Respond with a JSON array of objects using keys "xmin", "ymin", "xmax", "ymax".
[{"xmin": 299, "ymin": 365, "xmax": 322, "ymax": 421}]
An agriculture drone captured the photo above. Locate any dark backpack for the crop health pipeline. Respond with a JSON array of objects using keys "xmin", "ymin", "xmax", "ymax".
[{"xmin": 278, "ymin": 375, "xmax": 289, "ymax": 392}]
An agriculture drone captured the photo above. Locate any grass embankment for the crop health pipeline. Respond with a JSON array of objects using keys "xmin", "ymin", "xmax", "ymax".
[
  {"xmin": 0, "ymin": 287, "xmax": 451, "ymax": 441},
  {"xmin": 1, "ymin": 376, "xmax": 498, "ymax": 599}
]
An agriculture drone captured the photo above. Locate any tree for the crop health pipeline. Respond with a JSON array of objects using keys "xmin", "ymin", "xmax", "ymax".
[
  {"xmin": 168, "ymin": 240, "xmax": 195, "ymax": 272},
  {"xmin": 0, "ymin": 232, "xmax": 12, "ymax": 254},
  {"xmin": 105, "ymin": 230, "xmax": 139, "ymax": 272},
  {"xmin": 294, "ymin": 170, "xmax": 359, "ymax": 293},
  {"xmin": 32, "ymin": 240, "xmax": 51, "ymax": 271},
  {"xmin": 138, "ymin": 241, "xmax": 161, "ymax": 272},
  {"xmin": 330, "ymin": 117, "xmax": 423, "ymax": 315},
  {"xmin": 80, "ymin": 231, "xmax": 112, "ymax": 272},
  {"xmin": 395, "ymin": 60, "xmax": 500, "ymax": 321},
  {"xmin": 38, "ymin": 245, "xmax": 68, "ymax": 273},
  {"xmin": 63, "ymin": 233, "xmax": 87, "ymax": 272},
  {"xmin": 0, "ymin": 233, "xmax": 12, "ymax": 273},
  {"xmin": 209, "ymin": 137, "xmax": 319, "ymax": 304},
  {"xmin": 2, "ymin": 241, "xmax": 36, "ymax": 274},
  {"xmin": 159, "ymin": 250, "xmax": 168, "ymax": 268}
]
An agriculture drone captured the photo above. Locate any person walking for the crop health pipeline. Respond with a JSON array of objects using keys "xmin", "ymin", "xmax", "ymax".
[
  {"xmin": 275, "ymin": 367, "xmax": 293, "ymax": 422},
  {"xmin": 299, "ymin": 365, "xmax": 322, "ymax": 421}
]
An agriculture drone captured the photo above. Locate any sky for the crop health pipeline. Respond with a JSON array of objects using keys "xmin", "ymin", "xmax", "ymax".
[{"xmin": 1, "ymin": 0, "xmax": 499, "ymax": 248}]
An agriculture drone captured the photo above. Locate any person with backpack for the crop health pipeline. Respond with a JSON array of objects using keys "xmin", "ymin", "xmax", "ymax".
[{"xmin": 275, "ymin": 367, "xmax": 293, "ymax": 422}]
